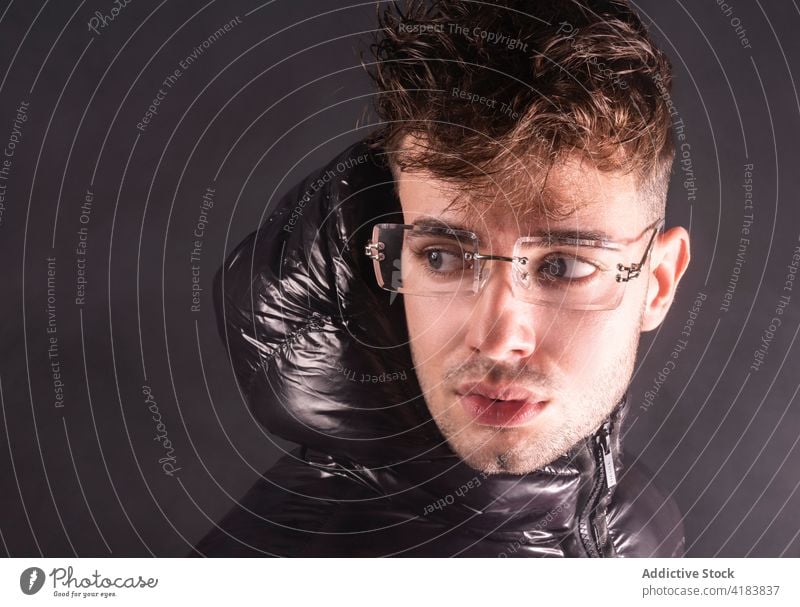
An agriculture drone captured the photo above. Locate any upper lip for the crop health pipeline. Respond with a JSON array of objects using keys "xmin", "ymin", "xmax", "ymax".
[{"xmin": 455, "ymin": 381, "xmax": 546, "ymax": 403}]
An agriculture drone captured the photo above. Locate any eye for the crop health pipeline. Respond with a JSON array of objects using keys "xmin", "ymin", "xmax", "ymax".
[
  {"xmin": 423, "ymin": 248, "xmax": 465, "ymax": 273},
  {"xmin": 539, "ymin": 254, "xmax": 597, "ymax": 281}
]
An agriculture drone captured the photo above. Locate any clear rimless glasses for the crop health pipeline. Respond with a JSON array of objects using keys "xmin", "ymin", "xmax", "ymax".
[{"xmin": 365, "ymin": 218, "xmax": 664, "ymax": 311}]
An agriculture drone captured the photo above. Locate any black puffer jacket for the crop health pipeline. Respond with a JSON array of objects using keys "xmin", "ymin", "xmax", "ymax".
[{"xmin": 192, "ymin": 138, "xmax": 685, "ymax": 557}]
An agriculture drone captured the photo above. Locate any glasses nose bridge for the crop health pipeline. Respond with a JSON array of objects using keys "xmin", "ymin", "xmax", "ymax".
[{"xmin": 472, "ymin": 251, "xmax": 528, "ymax": 296}]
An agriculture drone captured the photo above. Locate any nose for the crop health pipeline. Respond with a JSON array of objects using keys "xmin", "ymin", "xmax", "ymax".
[{"xmin": 463, "ymin": 261, "xmax": 539, "ymax": 361}]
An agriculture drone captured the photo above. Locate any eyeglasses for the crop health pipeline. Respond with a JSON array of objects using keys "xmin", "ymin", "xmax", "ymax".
[{"xmin": 364, "ymin": 218, "xmax": 664, "ymax": 311}]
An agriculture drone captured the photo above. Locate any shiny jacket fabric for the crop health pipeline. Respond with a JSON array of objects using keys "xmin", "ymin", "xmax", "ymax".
[{"xmin": 192, "ymin": 139, "xmax": 685, "ymax": 557}]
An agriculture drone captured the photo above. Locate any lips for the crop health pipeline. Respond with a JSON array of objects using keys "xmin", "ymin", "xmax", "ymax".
[
  {"xmin": 456, "ymin": 382, "xmax": 544, "ymax": 403},
  {"xmin": 456, "ymin": 382, "xmax": 548, "ymax": 427}
]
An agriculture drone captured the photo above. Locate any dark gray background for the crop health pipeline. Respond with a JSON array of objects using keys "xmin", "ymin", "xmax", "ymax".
[{"xmin": 0, "ymin": 0, "xmax": 798, "ymax": 557}]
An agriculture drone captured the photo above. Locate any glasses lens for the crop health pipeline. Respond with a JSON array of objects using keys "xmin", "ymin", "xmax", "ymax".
[
  {"xmin": 512, "ymin": 239, "xmax": 626, "ymax": 310},
  {"xmin": 372, "ymin": 224, "xmax": 478, "ymax": 296},
  {"xmin": 369, "ymin": 224, "xmax": 653, "ymax": 311}
]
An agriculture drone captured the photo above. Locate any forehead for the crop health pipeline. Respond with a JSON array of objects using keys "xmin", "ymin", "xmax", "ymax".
[{"xmin": 393, "ymin": 154, "xmax": 647, "ymax": 241}]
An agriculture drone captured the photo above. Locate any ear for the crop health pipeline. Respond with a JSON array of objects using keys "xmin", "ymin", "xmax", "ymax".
[{"xmin": 640, "ymin": 226, "xmax": 691, "ymax": 332}]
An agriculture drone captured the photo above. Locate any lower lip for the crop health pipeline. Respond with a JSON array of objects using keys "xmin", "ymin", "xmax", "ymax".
[{"xmin": 458, "ymin": 394, "xmax": 547, "ymax": 427}]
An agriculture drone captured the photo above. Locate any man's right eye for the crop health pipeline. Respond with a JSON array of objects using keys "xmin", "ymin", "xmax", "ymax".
[{"xmin": 418, "ymin": 248, "xmax": 465, "ymax": 274}]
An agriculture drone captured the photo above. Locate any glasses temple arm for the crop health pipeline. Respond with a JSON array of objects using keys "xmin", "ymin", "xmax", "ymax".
[{"xmin": 638, "ymin": 223, "xmax": 662, "ymax": 268}]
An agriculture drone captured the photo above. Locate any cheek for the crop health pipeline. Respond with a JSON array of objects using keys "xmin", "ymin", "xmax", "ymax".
[
  {"xmin": 547, "ymin": 311, "xmax": 634, "ymax": 375},
  {"xmin": 404, "ymin": 296, "xmax": 469, "ymax": 347}
]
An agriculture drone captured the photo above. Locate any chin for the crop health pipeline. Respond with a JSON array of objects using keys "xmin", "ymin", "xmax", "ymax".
[
  {"xmin": 457, "ymin": 447, "xmax": 548, "ymax": 476},
  {"xmin": 445, "ymin": 425, "xmax": 561, "ymax": 475}
]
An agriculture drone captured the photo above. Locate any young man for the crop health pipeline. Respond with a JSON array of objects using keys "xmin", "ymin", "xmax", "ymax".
[{"xmin": 193, "ymin": 0, "xmax": 690, "ymax": 557}]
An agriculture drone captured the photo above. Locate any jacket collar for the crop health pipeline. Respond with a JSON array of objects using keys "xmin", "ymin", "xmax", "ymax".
[{"xmin": 372, "ymin": 392, "xmax": 629, "ymax": 534}]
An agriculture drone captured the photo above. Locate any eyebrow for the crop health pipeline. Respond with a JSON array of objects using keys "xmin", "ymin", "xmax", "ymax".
[{"xmin": 409, "ymin": 217, "xmax": 618, "ymax": 247}]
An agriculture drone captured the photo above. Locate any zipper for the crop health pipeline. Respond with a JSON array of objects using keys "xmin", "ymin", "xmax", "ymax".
[
  {"xmin": 598, "ymin": 421, "xmax": 617, "ymax": 490},
  {"xmin": 578, "ymin": 420, "xmax": 616, "ymax": 557}
]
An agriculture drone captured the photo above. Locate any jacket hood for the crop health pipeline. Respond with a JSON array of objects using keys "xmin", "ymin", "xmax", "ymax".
[
  {"xmin": 216, "ymin": 138, "xmax": 445, "ymax": 464},
  {"xmin": 216, "ymin": 138, "xmax": 630, "ymax": 539}
]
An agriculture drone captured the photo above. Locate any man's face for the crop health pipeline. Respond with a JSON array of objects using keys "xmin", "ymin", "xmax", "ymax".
[{"xmin": 397, "ymin": 153, "xmax": 655, "ymax": 475}]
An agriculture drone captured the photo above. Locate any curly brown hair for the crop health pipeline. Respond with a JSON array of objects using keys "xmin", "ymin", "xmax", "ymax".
[{"xmin": 364, "ymin": 0, "xmax": 675, "ymax": 219}]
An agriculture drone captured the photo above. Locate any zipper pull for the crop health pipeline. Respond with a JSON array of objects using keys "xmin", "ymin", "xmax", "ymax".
[{"xmin": 597, "ymin": 421, "xmax": 617, "ymax": 490}]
